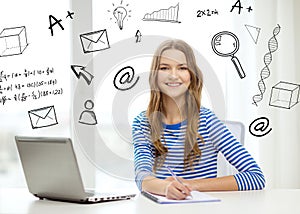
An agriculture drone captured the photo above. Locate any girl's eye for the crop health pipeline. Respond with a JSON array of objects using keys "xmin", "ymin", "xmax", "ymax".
[
  {"xmin": 159, "ymin": 67, "xmax": 169, "ymax": 71},
  {"xmin": 179, "ymin": 67, "xmax": 188, "ymax": 71}
]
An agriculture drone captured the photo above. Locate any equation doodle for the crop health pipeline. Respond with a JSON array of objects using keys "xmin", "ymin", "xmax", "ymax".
[
  {"xmin": 197, "ymin": 9, "xmax": 219, "ymax": 18},
  {"xmin": 0, "ymin": 67, "xmax": 63, "ymax": 106}
]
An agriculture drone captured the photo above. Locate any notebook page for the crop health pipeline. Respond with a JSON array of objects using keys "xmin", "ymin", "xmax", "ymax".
[{"xmin": 142, "ymin": 191, "xmax": 221, "ymax": 204}]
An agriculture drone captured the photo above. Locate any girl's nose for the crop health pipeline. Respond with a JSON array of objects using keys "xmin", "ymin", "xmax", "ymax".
[{"xmin": 169, "ymin": 68, "xmax": 179, "ymax": 78}]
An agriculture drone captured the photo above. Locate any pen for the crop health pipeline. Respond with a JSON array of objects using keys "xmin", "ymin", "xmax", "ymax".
[
  {"xmin": 166, "ymin": 166, "xmax": 182, "ymax": 183},
  {"xmin": 166, "ymin": 166, "xmax": 192, "ymax": 199}
]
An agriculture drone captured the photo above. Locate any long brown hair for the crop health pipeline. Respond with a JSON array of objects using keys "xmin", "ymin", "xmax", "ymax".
[{"xmin": 146, "ymin": 39, "xmax": 204, "ymax": 170}]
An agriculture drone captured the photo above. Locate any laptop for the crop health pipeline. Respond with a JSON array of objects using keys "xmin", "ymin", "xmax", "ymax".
[{"xmin": 15, "ymin": 136, "xmax": 136, "ymax": 203}]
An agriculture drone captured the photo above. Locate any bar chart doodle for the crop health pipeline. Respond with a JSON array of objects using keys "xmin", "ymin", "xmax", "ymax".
[
  {"xmin": 142, "ymin": 3, "xmax": 180, "ymax": 23},
  {"xmin": 252, "ymin": 24, "xmax": 281, "ymax": 106}
]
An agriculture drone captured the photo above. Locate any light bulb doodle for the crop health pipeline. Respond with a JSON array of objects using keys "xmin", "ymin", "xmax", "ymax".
[
  {"xmin": 108, "ymin": 1, "xmax": 132, "ymax": 30},
  {"xmin": 252, "ymin": 24, "xmax": 281, "ymax": 106},
  {"xmin": 113, "ymin": 6, "xmax": 127, "ymax": 30}
]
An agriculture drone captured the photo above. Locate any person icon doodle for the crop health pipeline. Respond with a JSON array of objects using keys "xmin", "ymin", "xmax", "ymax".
[{"xmin": 78, "ymin": 99, "xmax": 98, "ymax": 125}]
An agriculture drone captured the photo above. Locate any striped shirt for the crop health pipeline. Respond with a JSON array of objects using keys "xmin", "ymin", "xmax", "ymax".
[{"xmin": 132, "ymin": 107, "xmax": 265, "ymax": 191}]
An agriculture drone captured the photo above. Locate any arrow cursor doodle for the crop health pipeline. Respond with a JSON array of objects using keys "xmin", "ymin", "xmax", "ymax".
[
  {"xmin": 135, "ymin": 30, "xmax": 142, "ymax": 43},
  {"xmin": 71, "ymin": 65, "xmax": 94, "ymax": 85}
]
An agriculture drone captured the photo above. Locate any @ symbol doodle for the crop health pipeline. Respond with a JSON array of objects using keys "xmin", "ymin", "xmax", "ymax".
[
  {"xmin": 249, "ymin": 117, "xmax": 272, "ymax": 137},
  {"xmin": 113, "ymin": 65, "xmax": 140, "ymax": 91}
]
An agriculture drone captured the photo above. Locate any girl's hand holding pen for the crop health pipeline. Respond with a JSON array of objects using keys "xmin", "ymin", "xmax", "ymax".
[{"xmin": 164, "ymin": 176, "xmax": 193, "ymax": 200}]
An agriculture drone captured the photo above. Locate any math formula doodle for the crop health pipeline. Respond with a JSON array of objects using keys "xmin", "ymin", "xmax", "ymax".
[
  {"xmin": 0, "ymin": 67, "xmax": 63, "ymax": 105},
  {"xmin": 197, "ymin": 9, "xmax": 219, "ymax": 18}
]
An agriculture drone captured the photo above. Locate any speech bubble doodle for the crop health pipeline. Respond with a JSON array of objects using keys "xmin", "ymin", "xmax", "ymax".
[{"xmin": 249, "ymin": 117, "xmax": 272, "ymax": 137}]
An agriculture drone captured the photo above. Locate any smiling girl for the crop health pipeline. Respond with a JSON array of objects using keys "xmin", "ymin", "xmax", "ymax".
[{"xmin": 132, "ymin": 39, "xmax": 265, "ymax": 200}]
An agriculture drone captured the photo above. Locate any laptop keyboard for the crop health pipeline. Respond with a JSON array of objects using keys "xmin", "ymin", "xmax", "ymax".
[{"xmin": 82, "ymin": 191, "xmax": 135, "ymax": 203}]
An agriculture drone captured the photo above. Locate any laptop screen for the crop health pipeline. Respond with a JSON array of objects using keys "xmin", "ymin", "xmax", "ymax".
[{"xmin": 15, "ymin": 136, "xmax": 87, "ymax": 200}]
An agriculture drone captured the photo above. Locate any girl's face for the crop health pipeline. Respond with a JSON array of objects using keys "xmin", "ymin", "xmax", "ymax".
[{"xmin": 157, "ymin": 49, "xmax": 191, "ymax": 101}]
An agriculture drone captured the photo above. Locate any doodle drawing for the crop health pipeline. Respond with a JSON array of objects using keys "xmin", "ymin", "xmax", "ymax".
[
  {"xmin": 135, "ymin": 30, "xmax": 142, "ymax": 43},
  {"xmin": 0, "ymin": 26, "xmax": 28, "ymax": 57},
  {"xmin": 211, "ymin": 31, "xmax": 245, "ymax": 79},
  {"xmin": 142, "ymin": 3, "xmax": 181, "ymax": 23},
  {"xmin": 80, "ymin": 29, "xmax": 110, "ymax": 54},
  {"xmin": 108, "ymin": 1, "xmax": 132, "ymax": 30},
  {"xmin": 269, "ymin": 81, "xmax": 300, "ymax": 109},
  {"xmin": 252, "ymin": 24, "xmax": 281, "ymax": 106},
  {"xmin": 78, "ymin": 100, "xmax": 97, "ymax": 125},
  {"xmin": 113, "ymin": 66, "xmax": 140, "ymax": 91},
  {"xmin": 71, "ymin": 65, "xmax": 94, "ymax": 85},
  {"xmin": 245, "ymin": 24, "xmax": 261, "ymax": 44},
  {"xmin": 28, "ymin": 105, "xmax": 58, "ymax": 129},
  {"xmin": 230, "ymin": 0, "xmax": 253, "ymax": 14},
  {"xmin": 78, "ymin": 100, "xmax": 98, "ymax": 125},
  {"xmin": 249, "ymin": 117, "xmax": 272, "ymax": 137}
]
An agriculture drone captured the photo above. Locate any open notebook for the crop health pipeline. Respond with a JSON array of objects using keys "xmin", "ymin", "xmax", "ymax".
[{"xmin": 141, "ymin": 191, "xmax": 220, "ymax": 204}]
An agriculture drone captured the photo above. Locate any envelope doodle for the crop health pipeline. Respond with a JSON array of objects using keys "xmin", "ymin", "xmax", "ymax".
[
  {"xmin": 28, "ymin": 106, "xmax": 58, "ymax": 129},
  {"xmin": 80, "ymin": 29, "xmax": 110, "ymax": 54}
]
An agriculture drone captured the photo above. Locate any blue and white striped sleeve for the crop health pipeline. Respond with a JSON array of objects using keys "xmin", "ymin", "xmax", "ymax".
[
  {"xmin": 204, "ymin": 109, "xmax": 266, "ymax": 190},
  {"xmin": 132, "ymin": 112, "xmax": 155, "ymax": 191}
]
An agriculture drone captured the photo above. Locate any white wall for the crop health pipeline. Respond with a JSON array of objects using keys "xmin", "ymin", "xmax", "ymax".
[{"xmin": 0, "ymin": 0, "xmax": 71, "ymax": 187}]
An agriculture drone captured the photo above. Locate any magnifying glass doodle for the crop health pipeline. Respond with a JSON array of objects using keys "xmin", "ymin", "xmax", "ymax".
[{"xmin": 211, "ymin": 31, "xmax": 246, "ymax": 79}]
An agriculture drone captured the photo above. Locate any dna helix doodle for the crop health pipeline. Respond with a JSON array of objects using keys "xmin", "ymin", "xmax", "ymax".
[{"xmin": 252, "ymin": 24, "xmax": 281, "ymax": 106}]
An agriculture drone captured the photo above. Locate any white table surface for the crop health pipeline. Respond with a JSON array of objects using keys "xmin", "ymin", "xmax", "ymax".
[{"xmin": 0, "ymin": 188, "xmax": 299, "ymax": 214}]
